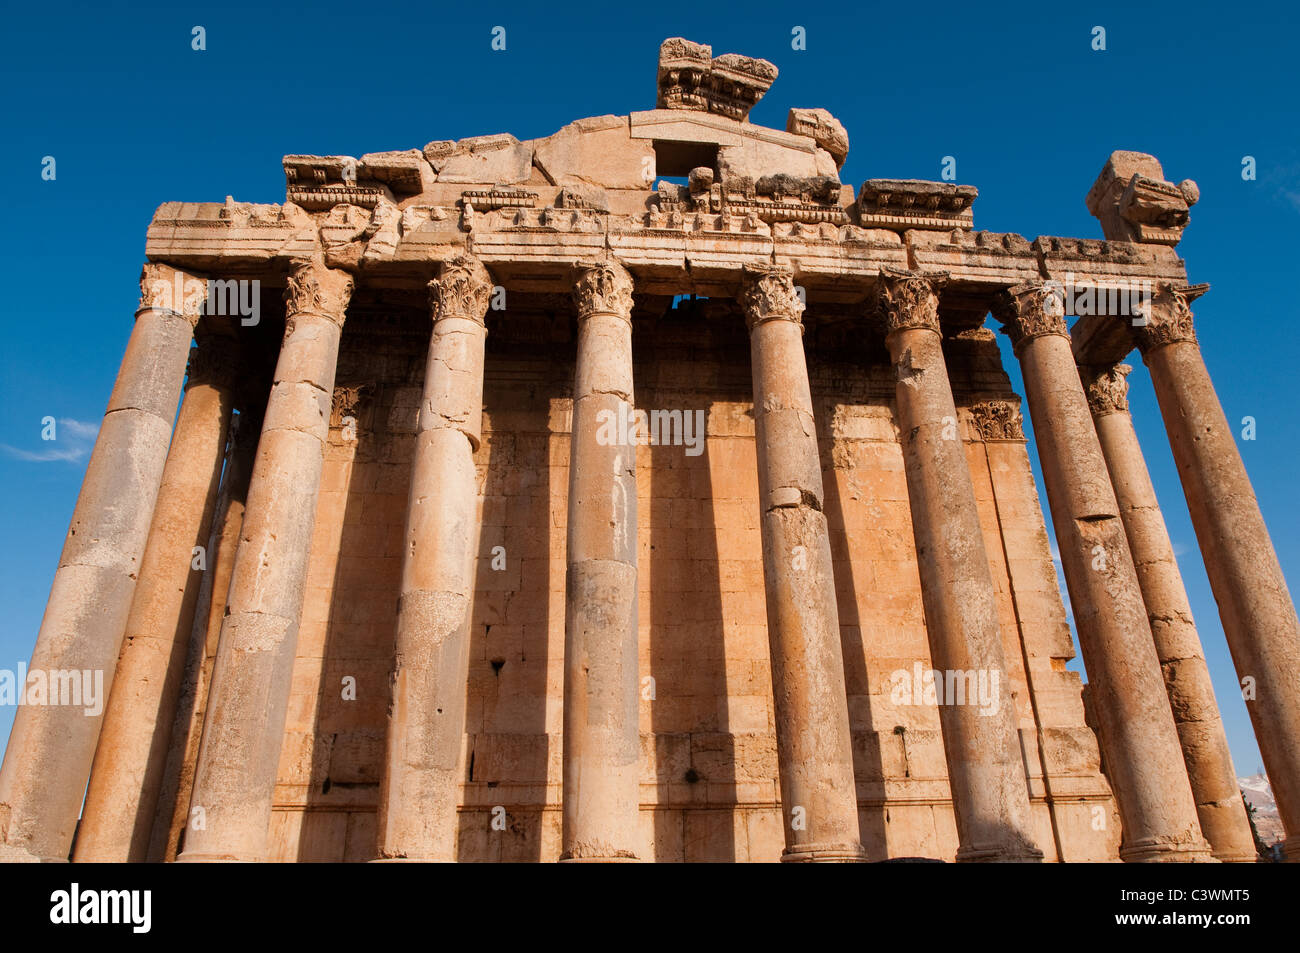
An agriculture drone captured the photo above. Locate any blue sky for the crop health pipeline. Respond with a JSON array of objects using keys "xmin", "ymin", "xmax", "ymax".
[{"xmin": 1, "ymin": 0, "xmax": 1296, "ymax": 780}]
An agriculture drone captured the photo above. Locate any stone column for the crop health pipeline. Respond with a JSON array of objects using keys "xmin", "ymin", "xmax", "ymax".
[
  {"xmin": 877, "ymin": 269, "xmax": 1041, "ymax": 862},
  {"xmin": 996, "ymin": 281, "xmax": 1211, "ymax": 862},
  {"xmin": 1079, "ymin": 362, "xmax": 1255, "ymax": 862},
  {"xmin": 75, "ymin": 335, "xmax": 239, "ymax": 862},
  {"xmin": 739, "ymin": 268, "xmax": 865, "ymax": 863},
  {"xmin": 1135, "ymin": 281, "xmax": 1300, "ymax": 860},
  {"xmin": 150, "ymin": 403, "xmax": 261, "ymax": 862},
  {"xmin": 0, "ymin": 263, "xmax": 201, "ymax": 862},
  {"xmin": 178, "ymin": 259, "xmax": 353, "ymax": 863},
  {"xmin": 560, "ymin": 259, "xmax": 641, "ymax": 863},
  {"xmin": 377, "ymin": 256, "xmax": 492, "ymax": 862}
]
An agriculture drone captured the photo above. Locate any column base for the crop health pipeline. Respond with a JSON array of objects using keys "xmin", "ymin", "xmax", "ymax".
[
  {"xmin": 956, "ymin": 843, "xmax": 1045, "ymax": 863},
  {"xmin": 0, "ymin": 844, "xmax": 61, "ymax": 863},
  {"xmin": 1212, "ymin": 848, "xmax": 1260, "ymax": 864},
  {"xmin": 781, "ymin": 843, "xmax": 869, "ymax": 863},
  {"xmin": 175, "ymin": 851, "xmax": 259, "ymax": 863},
  {"xmin": 558, "ymin": 854, "xmax": 640, "ymax": 863},
  {"xmin": 368, "ymin": 857, "xmax": 455, "ymax": 863},
  {"xmin": 1119, "ymin": 839, "xmax": 1216, "ymax": 863}
]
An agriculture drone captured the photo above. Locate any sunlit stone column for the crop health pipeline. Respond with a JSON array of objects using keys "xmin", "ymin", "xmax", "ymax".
[
  {"xmin": 560, "ymin": 259, "xmax": 641, "ymax": 863},
  {"xmin": 1079, "ymin": 361, "xmax": 1255, "ymax": 862},
  {"xmin": 739, "ymin": 268, "xmax": 865, "ymax": 863},
  {"xmin": 877, "ymin": 269, "xmax": 1041, "ymax": 862},
  {"xmin": 0, "ymin": 263, "xmax": 202, "ymax": 862},
  {"xmin": 1135, "ymin": 281, "xmax": 1300, "ymax": 861},
  {"xmin": 75, "ymin": 335, "xmax": 238, "ymax": 862},
  {"xmin": 150, "ymin": 404, "xmax": 261, "ymax": 862},
  {"xmin": 178, "ymin": 259, "xmax": 353, "ymax": 863},
  {"xmin": 377, "ymin": 256, "xmax": 492, "ymax": 862},
  {"xmin": 997, "ymin": 281, "xmax": 1211, "ymax": 862}
]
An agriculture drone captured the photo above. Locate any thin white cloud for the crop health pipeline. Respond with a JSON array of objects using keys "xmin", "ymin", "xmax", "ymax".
[{"xmin": 1, "ymin": 417, "xmax": 98, "ymax": 464}]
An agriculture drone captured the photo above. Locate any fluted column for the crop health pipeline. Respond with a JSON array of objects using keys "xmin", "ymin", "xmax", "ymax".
[
  {"xmin": 150, "ymin": 404, "xmax": 261, "ymax": 861},
  {"xmin": 877, "ymin": 269, "xmax": 1041, "ymax": 862},
  {"xmin": 377, "ymin": 256, "xmax": 492, "ymax": 862},
  {"xmin": 0, "ymin": 263, "xmax": 202, "ymax": 862},
  {"xmin": 75, "ymin": 335, "xmax": 239, "ymax": 862},
  {"xmin": 178, "ymin": 259, "xmax": 353, "ymax": 862},
  {"xmin": 996, "ymin": 281, "xmax": 1211, "ymax": 862},
  {"xmin": 739, "ymin": 268, "xmax": 865, "ymax": 863},
  {"xmin": 1079, "ymin": 362, "xmax": 1255, "ymax": 862},
  {"xmin": 560, "ymin": 259, "xmax": 641, "ymax": 862},
  {"xmin": 1135, "ymin": 281, "xmax": 1300, "ymax": 860}
]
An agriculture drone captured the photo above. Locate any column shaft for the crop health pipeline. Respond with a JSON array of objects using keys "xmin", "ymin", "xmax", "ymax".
[
  {"xmin": 377, "ymin": 256, "xmax": 491, "ymax": 861},
  {"xmin": 178, "ymin": 260, "xmax": 352, "ymax": 862},
  {"xmin": 149, "ymin": 406, "xmax": 259, "ymax": 861},
  {"xmin": 740, "ymin": 269, "xmax": 865, "ymax": 863},
  {"xmin": 1137, "ymin": 282, "xmax": 1300, "ymax": 860},
  {"xmin": 561, "ymin": 260, "xmax": 641, "ymax": 862},
  {"xmin": 75, "ymin": 339, "xmax": 236, "ymax": 861},
  {"xmin": 878, "ymin": 271, "xmax": 1041, "ymax": 862},
  {"xmin": 0, "ymin": 263, "xmax": 200, "ymax": 862},
  {"xmin": 998, "ymin": 282, "xmax": 1210, "ymax": 862},
  {"xmin": 1081, "ymin": 362, "xmax": 1255, "ymax": 862}
]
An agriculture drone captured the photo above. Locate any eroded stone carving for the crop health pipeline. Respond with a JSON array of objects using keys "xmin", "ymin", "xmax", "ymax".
[
  {"xmin": 429, "ymin": 255, "xmax": 494, "ymax": 326},
  {"xmin": 656, "ymin": 37, "xmax": 777, "ymax": 121},
  {"xmin": 572, "ymin": 259, "xmax": 634, "ymax": 319},
  {"xmin": 1134, "ymin": 282, "xmax": 1207, "ymax": 354},
  {"xmin": 1081, "ymin": 363, "xmax": 1132, "ymax": 416},
  {"xmin": 739, "ymin": 267, "xmax": 804, "ymax": 328},
  {"xmin": 858, "ymin": 180, "xmax": 977, "ymax": 231},
  {"xmin": 786, "ymin": 107, "xmax": 849, "ymax": 168},
  {"xmin": 874, "ymin": 267, "xmax": 947, "ymax": 336},
  {"xmin": 969, "ymin": 400, "xmax": 1025, "ymax": 441},
  {"xmin": 284, "ymin": 260, "xmax": 354, "ymax": 326},
  {"xmin": 1086, "ymin": 151, "xmax": 1199, "ymax": 246},
  {"xmin": 996, "ymin": 281, "xmax": 1069, "ymax": 355}
]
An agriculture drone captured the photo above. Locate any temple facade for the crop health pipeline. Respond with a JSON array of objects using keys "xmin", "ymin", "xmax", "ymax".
[{"xmin": 1, "ymin": 37, "xmax": 1296, "ymax": 863}]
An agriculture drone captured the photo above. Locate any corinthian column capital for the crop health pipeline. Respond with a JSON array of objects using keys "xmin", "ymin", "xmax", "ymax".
[
  {"xmin": 874, "ymin": 267, "xmax": 947, "ymax": 336},
  {"xmin": 572, "ymin": 259, "xmax": 634, "ymax": 322},
  {"xmin": 284, "ymin": 259, "xmax": 353, "ymax": 329},
  {"xmin": 996, "ymin": 280, "xmax": 1069, "ymax": 355},
  {"xmin": 739, "ymin": 267, "xmax": 804, "ymax": 330},
  {"xmin": 1080, "ymin": 363, "xmax": 1132, "ymax": 417},
  {"xmin": 139, "ymin": 262, "xmax": 206, "ymax": 327},
  {"xmin": 1134, "ymin": 282, "xmax": 1207, "ymax": 356},
  {"xmin": 429, "ymin": 254, "xmax": 494, "ymax": 326}
]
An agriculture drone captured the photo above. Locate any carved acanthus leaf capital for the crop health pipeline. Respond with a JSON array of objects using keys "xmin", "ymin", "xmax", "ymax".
[
  {"xmin": 572, "ymin": 259, "xmax": 634, "ymax": 320},
  {"xmin": 284, "ymin": 260, "xmax": 354, "ymax": 327},
  {"xmin": 969, "ymin": 400, "xmax": 1025, "ymax": 441},
  {"xmin": 874, "ymin": 267, "xmax": 947, "ymax": 337},
  {"xmin": 1133, "ymin": 281, "xmax": 1205, "ymax": 355},
  {"xmin": 429, "ymin": 254, "xmax": 494, "ymax": 326},
  {"xmin": 1080, "ymin": 363, "xmax": 1131, "ymax": 417},
  {"xmin": 332, "ymin": 383, "xmax": 373, "ymax": 427},
  {"xmin": 739, "ymin": 267, "xmax": 804, "ymax": 330},
  {"xmin": 139, "ymin": 263, "xmax": 206, "ymax": 325},
  {"xmin": 996, "ymin": 281, "xmax": 1069, "ymax": 355}
]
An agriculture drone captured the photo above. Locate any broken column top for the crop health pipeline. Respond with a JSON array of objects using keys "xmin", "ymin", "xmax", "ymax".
[
  {"xmin": 1085, "ymin": 150, "xmax": 1200, "ymax": 247},
  {"xmin": 657, "ymin": 37, "xmax": 778, "ymax": 121}
]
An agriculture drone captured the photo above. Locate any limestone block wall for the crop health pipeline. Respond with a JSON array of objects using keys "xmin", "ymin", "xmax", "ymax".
[{"xmin": 226, "ymin": 298, "xmax": 1118, "ymax": 863}]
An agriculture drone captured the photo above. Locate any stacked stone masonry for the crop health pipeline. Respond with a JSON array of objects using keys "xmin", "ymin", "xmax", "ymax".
[{"xmin": 0, "ymin": 38, "xmax": 1295, "ymax": 863}]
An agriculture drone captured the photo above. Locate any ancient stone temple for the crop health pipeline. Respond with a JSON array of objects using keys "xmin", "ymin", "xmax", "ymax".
[{"xmin": 2, "ymin": 37, "xmax": 1297, "ymax": 863}]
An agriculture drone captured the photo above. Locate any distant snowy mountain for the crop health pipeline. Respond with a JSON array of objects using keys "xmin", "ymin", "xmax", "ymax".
[{"xmin": 1240, "ymin": 773, "xmax": 1284, "ymax": 845}]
